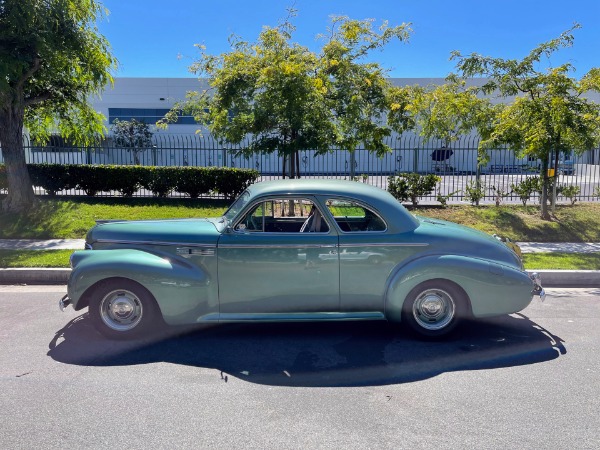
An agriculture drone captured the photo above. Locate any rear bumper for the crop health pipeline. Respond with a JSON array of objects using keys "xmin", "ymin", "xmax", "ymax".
[
  {"xmin": 529, "ymin": 272, "xmax": 546, "ymax": 301},
  {"xmin": 59, "ymin": 294, "xmax": 71, "ymax": 311}
]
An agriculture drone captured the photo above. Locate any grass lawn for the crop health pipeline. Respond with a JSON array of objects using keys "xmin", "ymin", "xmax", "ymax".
[
  {"xmin": 1, "ymin": 249, "xmax": 598, "ymax": 271},
  {"xmin": 417, "ymin": 203, "xmax": 600, "ymax": 242},
  {"xmin": 0, "ymin": 196, "xmax": 230, "ymax": 239},
  {"xmin": 2, "ymin": 196, "xmax": 600, "ymax": 242},
  {"xmin": 0, "ymin": 250, "xmax": 73, "ymax": 268}
]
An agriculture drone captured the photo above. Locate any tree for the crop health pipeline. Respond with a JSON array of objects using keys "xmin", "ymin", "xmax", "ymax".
[
  {"xmin": 0, "ymin": 0, "xmax": 116, "ymax": 212},
  {"xmin": 403, "ymin": 77, "xmax": 495, "ymax": 148},
  {"xmin": 111, "ymin": 119, "xmax": 153, "ymax": 165},
  {"xmin": 160, "ymin": 11, "xmax": 412, "ymax": 178},
  {"xmin": 451, "ymin": 25, "xmax": 600, "ymax": 219}
]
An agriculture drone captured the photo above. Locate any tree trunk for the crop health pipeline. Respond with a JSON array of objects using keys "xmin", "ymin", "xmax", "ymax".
[
  {"xmin": 539, "ymin": 157, "xmax": 550, "ymax": 220},
  {"xmin": 289, "ymin": 151, "xmax": 296, "ymax": 179},
  {"xmin": 282, "ymin": 154, "xmax": 287, "ymax": 179},
  {"xmin": 0, "ymin": 104, "xmax": 36, "ymax": 212}
]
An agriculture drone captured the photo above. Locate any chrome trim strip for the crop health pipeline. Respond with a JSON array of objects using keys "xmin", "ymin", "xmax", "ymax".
[
  {"xmin": 339, "ymin": 243, "xmax": 429, "ymax": 248},
  {"xmin": 176, "ymin": 247, "xmax": 216, "ymax": 257},
  {"xmin": 96, "ymin": 239, "xmax": 217, "ymax": 248},
  {"xmin": 218, "ymin": 243, "xmax": 338, "ymax": 249},
  {"xmin": 199, "ymin": 311, "xmax": 386, "ymax": 322}
]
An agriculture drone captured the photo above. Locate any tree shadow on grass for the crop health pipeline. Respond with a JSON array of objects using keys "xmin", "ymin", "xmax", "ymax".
[{"xmin": 48, "ymin": 313, "xmax": 565, "ymax": 387}]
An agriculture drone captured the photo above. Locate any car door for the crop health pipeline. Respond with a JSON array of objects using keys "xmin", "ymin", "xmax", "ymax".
[
  {"xmin": 324, "ymin": 198, "xmax": 414, "ymax": 313},
  {"xmin": 217, "ymin": 196, "xmax": 340, "ymax": 316}
]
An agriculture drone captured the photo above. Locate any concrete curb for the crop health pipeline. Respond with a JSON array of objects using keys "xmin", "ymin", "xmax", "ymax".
[
  {"xmin": 1, "ymin": 268, "xmax": 599, "ymax": 287},
  {"xmin": 0, "ymin": 268, "xmax": 71, "ymax": 284}
]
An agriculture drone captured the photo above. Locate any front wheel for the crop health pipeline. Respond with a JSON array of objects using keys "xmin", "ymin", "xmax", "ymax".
[
  {"xmin": 402, "ymin": 280, "xmax": 468, "ymax": 338},
  {"xmin": 88, "ymin": 279, "xmax": 160, "ymax": 340}
]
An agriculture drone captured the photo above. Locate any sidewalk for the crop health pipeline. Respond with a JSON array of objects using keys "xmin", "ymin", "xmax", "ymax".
[{"xmin": 1, "ymin": 239, "xmax": 599, "ymax": 286}]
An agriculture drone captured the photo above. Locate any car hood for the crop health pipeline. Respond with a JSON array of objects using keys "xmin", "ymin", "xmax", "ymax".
[
  {"xmin": 413, "ymin": 216, "xmax": 522, "ymax": 269},
  {"xmin": 87, "ymin": 218, "xmax": 222, "ymax": 246}
]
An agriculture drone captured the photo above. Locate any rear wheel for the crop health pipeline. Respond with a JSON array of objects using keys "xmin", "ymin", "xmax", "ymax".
[
  {"xmin": 88, "ymin": 279, "xmax": 160, "ymax": 340},
  {"xmin": 402, "ymin": 280, "xmax": 468, "ymax": 338}
]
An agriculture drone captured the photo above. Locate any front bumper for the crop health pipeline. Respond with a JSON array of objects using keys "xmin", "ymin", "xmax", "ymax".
[{"xmin": 529, "ymin": 272, "xmax": 546, "ymax": 301}]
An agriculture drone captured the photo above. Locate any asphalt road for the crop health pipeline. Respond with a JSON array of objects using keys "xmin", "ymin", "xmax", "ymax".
[{"xmin": 1, "ymin": 286, "xmax": 599, "ymax": 449}]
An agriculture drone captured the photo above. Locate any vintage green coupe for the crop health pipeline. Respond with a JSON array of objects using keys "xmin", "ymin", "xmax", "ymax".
[{"xmin": 59, "ymin": 179, "xmax": 545, "ymax": 339}]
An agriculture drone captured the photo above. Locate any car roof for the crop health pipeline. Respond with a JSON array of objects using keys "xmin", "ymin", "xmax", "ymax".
[{"xmin": 247, "ymin": 179, "xmax": 419, "ymax": 233}]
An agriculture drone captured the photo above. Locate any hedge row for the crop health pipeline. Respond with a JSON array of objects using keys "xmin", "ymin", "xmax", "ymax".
[{"xmin": 0, "ymin": 164, "xmax": 260, "ymax": 199}]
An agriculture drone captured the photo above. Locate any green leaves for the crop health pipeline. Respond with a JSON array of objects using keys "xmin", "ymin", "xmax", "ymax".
[
  {"xmin": 405, "ymin": 81, "xmax": 492, "ymax": 147},
  {"xmin": 163, "ymin": 13, "xmax": 412, "ymax": 176},
  {"xmin": 1, "ymin": 0, "xmax": 117, "ymax": 211},
  {"xmin": 451, "ymin": 25, "xmax": 600, "ymax": 218}
]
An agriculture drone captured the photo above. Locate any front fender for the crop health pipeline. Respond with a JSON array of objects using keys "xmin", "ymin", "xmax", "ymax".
[
  {"xmin": 67, "ymin": 249, "xmax": 218, "ymax": 324},
  {"xmin": 385, "ymin": 254, "xmax": 534, "ymax": 322}
]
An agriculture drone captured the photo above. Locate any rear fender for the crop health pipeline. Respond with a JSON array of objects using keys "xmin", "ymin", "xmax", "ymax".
[
  {"xmin": 67, "ymin": 249, "xmax": 218, "ymax": 324},
  {"xmin": 385, "ymin": 254, "xmax": 534, "ymax": 322}
]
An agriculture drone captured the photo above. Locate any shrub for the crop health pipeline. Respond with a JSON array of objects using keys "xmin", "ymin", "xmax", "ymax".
[
  {"xmin": 464, "ymin": 180, "xmax": 485, "ymax": 206},
  {"xmin": 175, "ymin": 167, "xmax": 217, "ymax": 198},
  {"xmin": 213, "ymin": 168, "xmax": 260, "ymax": 199},
  {"xmin": 511, "ymin": 177, "xmax": 538, "ymax": 206},
  {"xmin": 490, "ymin": 184, "xmax": 510, "ymax": 206},
  {"xmin": 28, "ymin": 163, "xmax": 73, "ymax": 195},
  {"xmin": 387, "ymin": 173, "xmax": 440, "ymax": 207},
  {"xmin": 68, "ymin": 165, "xmax": 108, "ymax": 196},
  {"xmin": 140, "ymin": 167, "xmax": 178, "ymax": 198},
  {"xmin": 436, "ymin": 187, "xmax": 460, "ymax": 208},
  {"xmin": 561, "ymin": 185, "xmax": 580, "ymax": 205},
  {"xmin": 103, "ymin": 166, "xmax": 144, "ymax": 197}
]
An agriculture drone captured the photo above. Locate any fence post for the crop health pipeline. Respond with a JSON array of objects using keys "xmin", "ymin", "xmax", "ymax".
[{"xmin": 413, "ymin": 148, "xmax": 418, "ymax": 173}]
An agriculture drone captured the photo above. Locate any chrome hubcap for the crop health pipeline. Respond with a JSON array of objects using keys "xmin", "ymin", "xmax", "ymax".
[
  {"xmin": 100, "ymin": 289, "xmax": 143, "ymax": 331},
  {"xmin": 413, "ymin": 288, "xmax": 455, "ymax": 331}
]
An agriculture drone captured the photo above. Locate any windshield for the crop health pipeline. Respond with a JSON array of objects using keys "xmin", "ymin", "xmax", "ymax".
[{"xmin": 223, "ymin": 190, "xmax": 252, "ymax": 223}]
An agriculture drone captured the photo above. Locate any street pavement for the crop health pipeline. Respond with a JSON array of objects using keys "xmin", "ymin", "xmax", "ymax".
[{"xmin": 0, "ymin": 285, "xmax": 598, "ymax": 449}]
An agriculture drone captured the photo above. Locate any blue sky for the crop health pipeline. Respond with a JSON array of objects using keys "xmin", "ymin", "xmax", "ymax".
[{"xmin": 98, "ymin": 0, "xmax": 600, "ymax": 79}]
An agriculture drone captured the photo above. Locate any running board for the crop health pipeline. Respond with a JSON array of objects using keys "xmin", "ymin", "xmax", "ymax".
[{"xmin": 197, "ymin": 311, "xmax": 386, "ymax": 323}]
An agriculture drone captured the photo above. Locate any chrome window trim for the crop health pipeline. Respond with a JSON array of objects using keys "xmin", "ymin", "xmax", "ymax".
[
  {"xmin": 324, "ymin": 197, "xmax": 389, "ymax": 234},
  {"xmin": 232, "ymin": 196, "xmax": 333, "ymax": 235}
]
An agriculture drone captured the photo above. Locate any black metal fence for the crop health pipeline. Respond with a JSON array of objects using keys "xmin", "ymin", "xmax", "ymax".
[{"xmin": 2, "ymin": 134, "xmax": 600, "ymax": 203}]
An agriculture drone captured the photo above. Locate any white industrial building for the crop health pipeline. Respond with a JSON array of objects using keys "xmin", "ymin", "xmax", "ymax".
[{"xmin": 5, "ymin": 77, "xmax": 598, "ymax": 177}]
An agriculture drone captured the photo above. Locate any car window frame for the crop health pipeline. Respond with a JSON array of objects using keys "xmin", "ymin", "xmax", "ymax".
[
  {"xmin": 232, "ymin": 195, "xmax": 333, "ymax": 235},
  {"xmin": 324, "ymin": 196, "xmax": 388, "ymax": 234}
]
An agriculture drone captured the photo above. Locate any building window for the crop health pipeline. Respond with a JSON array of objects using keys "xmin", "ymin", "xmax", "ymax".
[{"xmin": 108, "ymin": 108, "xmax": 197, "ymax": 125}]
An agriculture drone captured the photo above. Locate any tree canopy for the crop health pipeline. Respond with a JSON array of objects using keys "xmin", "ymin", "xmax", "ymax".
[
  {"xmin": 403, "ymin": 78, "xmax": 496, "ymax": 147},
  {"xmin": 111, "ymin": 118, "xmax": 153, "ymax": 165},
  {"xmin": 451, "ymin": 25, "xmax": 600, "ymax": 219},
  {"xmin": 161, "ymin": 12, "xmax": 412, "ymax": 177},
  {"xmin": 0, "ymin": 0, "xmax": 116, "ymax": 211}
]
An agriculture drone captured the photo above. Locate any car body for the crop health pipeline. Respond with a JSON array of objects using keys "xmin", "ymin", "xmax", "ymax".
[{"xmin": 60, "ymin": 179, "xmax": 545, "ymax": 339}]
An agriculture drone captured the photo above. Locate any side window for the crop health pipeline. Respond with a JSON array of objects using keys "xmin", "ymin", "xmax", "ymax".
[
  {"xmin": 235, "ymin": 198, "xmax": 329, "ymax": 233},
  {"xmin": 325, "ymin": 199, "xmax": 386, "ymax": 232}
]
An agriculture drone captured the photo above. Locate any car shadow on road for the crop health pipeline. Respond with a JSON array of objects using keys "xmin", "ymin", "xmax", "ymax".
[{"xmin": 48, "ymin": 313, "xmax": 565, "ymax": 387}]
